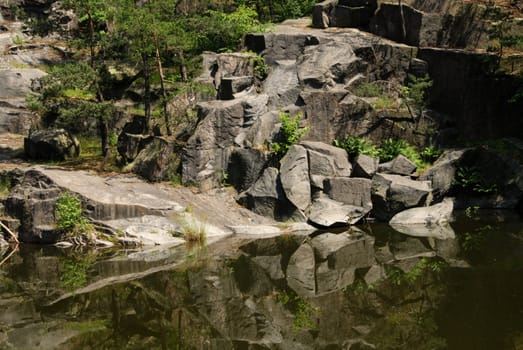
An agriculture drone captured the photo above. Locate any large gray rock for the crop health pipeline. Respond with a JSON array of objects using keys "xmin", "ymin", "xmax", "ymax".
[
  {"xmin": 24, "ymin": 128, "xmax": 80, "ymax": 161},
  {"xmin": 369, "ymin": 3, "xmax": 443, "ymax": 47},
  {"xmin": 128, "ymin": 137, "xmax": 176, "ymax": 182},
  {"xmin": 352, "ymin": 154, "xmax": 379, "ymax": 178},
  {"xmin": 371, "ymin": 173, "xmax": 432, "ymax": 221},
  {"xmin": 5, "ymin": 173, "xmax": 63, "ymax": 243},
  {"xmin": 308, "ymin": 195, "xmax": 367, "ymax": 226},
  {"xmin": 378, "ymin": 154, "xmax": 417, "ymax": 176},
  {"xmin": 280, "ymin": 145, "xmax": 311, "ymax": 211},
  {"xmin": 238, "ymin": 167, "xmax": 304, "ymax": 221},
  {"xmin": 227, "ymin": 148, "xmax": 267, "ymax": 192},
  {"xmin": 323, "ymin": 177, "xmax": 372, "ymax": 210},
  {"xmin": 419, "ymin": 149, "xmax": 466, "ymax": 201},
  {"xmin": 312, "ymin": 0, "xmax": 378, "ymax": 29},
  {"xmin": 286, "ymin": 242, "xmax": 316, "ymax": 296},
  {"xmin": 389, "ymin": 197, "xmax": 454, "ymax": 225},
  {"xmin": 0, "ymin": 69, "xmax": 46, "ymax": 98},
  {"xmin": 262, "ymin": 59, "xmax": 301, "ymax": 109},
  {"xmin": 302, "ymin": 141, "xmax": 351, "ymax": 188}
]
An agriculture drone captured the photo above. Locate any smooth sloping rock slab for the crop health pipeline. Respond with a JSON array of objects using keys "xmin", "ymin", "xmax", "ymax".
[
  {"xmin": 308, "ymin": 195, "xmax": 367, "ymax": 226},
  {"xmin": 34, "ymin": 166, "xmax": 184, "ymax": 220}
]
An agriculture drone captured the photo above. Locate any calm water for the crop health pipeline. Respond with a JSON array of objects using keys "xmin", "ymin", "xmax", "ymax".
[{"xmin": 1, "ymin": 210, "xmax": 522, "ymax": 350}]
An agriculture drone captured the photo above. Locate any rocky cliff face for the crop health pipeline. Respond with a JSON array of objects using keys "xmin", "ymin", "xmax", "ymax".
[{"xmin": 182, "ymin": 1, "xmax": 523, "ymax": 224}]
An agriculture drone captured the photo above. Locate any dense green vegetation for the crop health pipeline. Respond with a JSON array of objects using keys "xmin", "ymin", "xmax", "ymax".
[{"xmin": 24, "ymin": 0, "xmax": 314, "ymax": 159}]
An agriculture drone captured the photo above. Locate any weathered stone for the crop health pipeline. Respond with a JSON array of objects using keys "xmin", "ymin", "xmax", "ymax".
[
  {"xmin": 352, "ymin": 154, "xmax": 379, "ymax": 179},
  {"xmin": 218, "ymin": 76, "xmax": 253, "ymax": 100},
  {"xmin": 238, "ymin": 167, "xmax": 304, "ymax": 221},
  {"xmin": 117, "ymin": 133, "xmax": 153, "ymax": 163},
  {"xmin": 370, "ymin": 3, "xmax": 443, "ymax": 47},
  {"xmin": 263, "ymin": 59, "xmax": 301, "ymax": 109},
  {"xmin": 0, "ymin": 69, "xmax": 46, "ymax": 98},
  {"xmin": 390, "ymin": 197, "xmax": 454, "ymax": 225},
  {"xmin": 280, "ymin": 145, "xmax": 311, "ymax": 211},
  {"xmin": 302, "ymin": 140, "xmax": 351, "ymax": 188},
  {"xmin": 312, "ymin": 0, "xmax": 377, "ymax": 29},
  {"xmin": 286, "ymin": 242, "xmax": 316, "ymax": 296},
  {"xmin": 324, "ymin": 177, "xmax": 372, "ymax": 210},
  {"xmin": 128, "ymin": 137, "xmax": 176, "ymax": 182},
  {"xmin": 24, "ymin": 128, "xmax": 80, "ymax": 161},
  {"xmin": 308, "ymin": 195, "xmax": 367, "ymax": 226},
  {"xmin": 371, "ymin": 173, "xmax": 432, "ymax": 221},
  {"xmin": 419, "ymin": 149, "xmax": 466, "ymax": 201},
  {"xmin": 227, "ymin": 148, "xmax": 267, "ymax": 192},
  {"xmin": 378, "ymin": 154, "xmax": 417, "ymax": 176}
]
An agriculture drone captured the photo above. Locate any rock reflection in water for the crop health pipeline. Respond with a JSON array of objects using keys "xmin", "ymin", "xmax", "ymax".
[{"xmin": 1, "ymin": 218, "xmax": 523, "ymax": 349}]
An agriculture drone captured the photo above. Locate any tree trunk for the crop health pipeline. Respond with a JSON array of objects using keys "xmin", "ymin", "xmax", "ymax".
[
  {"xmin": 153, "ymin": 30, "xmax": 171, "ymax": 136},
  {"xmin": 86, "ymin": 7, "xmax": 96, "ymax": 68},
  {"xmin": 142, "ymin": 53, "xmax": 152, "ymax": 133},
  {"xmin": 178, "ymin": 49, "xmax": 188, "ymax": 83}
]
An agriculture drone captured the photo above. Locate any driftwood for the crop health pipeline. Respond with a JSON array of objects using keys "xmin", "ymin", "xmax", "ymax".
[
  {"xmin": 0, "ymin": 220, "xmax": 19, "ymax": 244},
  {"xmin": 0, "ymin": 245, "xmax": 18, "ymax": 267}
]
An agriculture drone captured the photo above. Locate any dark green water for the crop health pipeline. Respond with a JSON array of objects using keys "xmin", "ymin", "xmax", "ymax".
[{"xmin": 1, "ymin": 210, "xmax": 522, "ymax": 350}]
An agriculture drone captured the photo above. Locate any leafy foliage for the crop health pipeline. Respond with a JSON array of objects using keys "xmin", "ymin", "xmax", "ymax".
[
  {"xmin": 351, "ymin": 81, "xmax": 384, "ymax": 98},
  {"xmin": 277, "ymin": 290, "xmax": 318, "ymax": 332},
  {"xmin": 420, "ymin": 145, "xmax": 443, "ymax": 163},
  {"xmin": 333, "ymin": 135, "xmax": 379, "ymax": 158},
  {"xmin": 55, "ymin": 192, "xmax": 88, "ymax": 233},
  {"xmin": 452, "ymin": 166, "xmax": 498, "ymax": 194},
  {"xmin": 401, "ymin": 74, "xmax": 433, "ymax": 113},
  {"xmin": 378, "ymin": 138, "xmax": 423, "ymax": 167},
  {"xmin": 270, "ymin": 111, "xmax": 309, "ymax": 158}
]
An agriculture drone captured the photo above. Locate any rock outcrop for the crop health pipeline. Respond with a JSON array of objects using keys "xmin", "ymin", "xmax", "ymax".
[{"xmin": 24, "ymin": 128, "xmax": 80, "ymax": 161}]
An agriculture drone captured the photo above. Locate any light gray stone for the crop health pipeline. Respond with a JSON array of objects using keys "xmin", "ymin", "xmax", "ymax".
[
  {"xmin": 302, "ymin": 141, "xmax": 351, "ymax": 188},
  {"xmin": 308, "ymin": 195, "xmax": 367, "ymax": 226},
  {"xmin": 280, "ymin": 145, "xmax": 311, "ymax": 211},
  {"xmin": 324, "ymin": 177, "xmax": 372, "ymax": 210},
  {"xmin": 378, "ymin": 154, "xmax": 417, "ymax": 176},
  {"xmin": 371, "ymin": 173, "xmax": 432, "ymax": 221},
  {"xmin": 389, "ymin": 197, "xmax": 454, "ymax": 225},
  {"xmin": 352, "ymin": 154, "xmax": 379, "ymax": 178}
]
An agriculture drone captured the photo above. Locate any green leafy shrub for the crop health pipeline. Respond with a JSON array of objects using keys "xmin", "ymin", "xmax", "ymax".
[
  {"xmin": 55, "ymin": 192, "xmax": 94, "ymax": 235},
  {"xmin": 270, "ymin": 111, "xmax": 309, "ymax": 158},
  {"xmin": 420, "ymin": 146, "xmax": 443, "ymax": 163},
  {"xmin": 452, "ymin": 166, "xmax": 498, "ymax": 194},
  {"xmin": 333, "ymin": 135, "xmax": 379, "ymax": 158},
  {"xmin": 401, "ymin": 74, "xmax": 433, "ymax": 112},
  {"xmin": 55, "ymin": 192, "xmax": 84, "ymax": 232},
  {"xmin": 378, "ymin": 138, "xmax": 423, "ymax": 167},
  {"xmin": 277, "ymin": 290, "xmax": 318, "ymax": 332}
]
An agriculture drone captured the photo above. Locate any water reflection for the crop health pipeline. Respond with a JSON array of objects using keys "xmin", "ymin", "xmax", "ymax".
[{"xmin": 1, "ymin": 213, "xmax": 522, "ymax": 349}]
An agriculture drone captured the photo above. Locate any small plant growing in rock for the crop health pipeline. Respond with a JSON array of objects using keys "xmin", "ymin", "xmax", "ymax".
[
  {"xmin": 277, "ymin": 290, "xmax": 318, "ymax": 332},
  {"xmin": 420, "ymin": 145, "xmax": 443, "ymax": 163},
  {"xmin": 378, "ymin": 138, "xmax": 423, "ymax": 167},
  {"xmin": 401, "ymin": 74, "xmax": 433, "ymax": 117},
  {"xmin": 270, "ymin": 111, "xmax": 309, "ymax": 159},
  {"xmin": 55, "ymin": 192, "xmax": 94, "ymax": 238},
  {"xmin": 334, "ymin": 135, "xmax": 379, "ymax": 158},
  {"xmin": 174, "ymin": 214, "xmax": 206, "ymax": 245}
]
